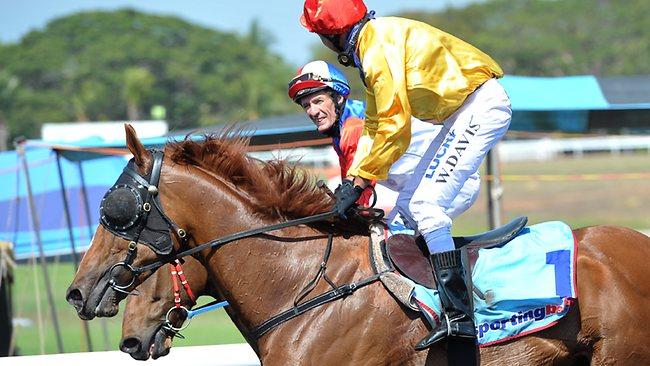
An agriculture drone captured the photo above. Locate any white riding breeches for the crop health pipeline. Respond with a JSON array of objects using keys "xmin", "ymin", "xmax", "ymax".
[
  {"xmin": 387, "ymin": 78, "xmax": 512, "ymax": 238},
  {"xmin": 382, "ymin": 118, "xmax": 481, "ymax": 233}
]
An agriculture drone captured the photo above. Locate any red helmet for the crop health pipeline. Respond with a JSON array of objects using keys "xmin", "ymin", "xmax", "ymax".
[{"xmin": 300, "ymin": 0, "xmax": 368, "ymax": 35}]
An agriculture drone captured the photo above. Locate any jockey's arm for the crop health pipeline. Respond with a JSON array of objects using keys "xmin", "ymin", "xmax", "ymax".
[
  {"xmin": 346, "ymin": 36, "xmax": 412, "ymax": 183},
  {"xmin": 339, "ymin": 116, "xmax": 375, "ymax": 206}
]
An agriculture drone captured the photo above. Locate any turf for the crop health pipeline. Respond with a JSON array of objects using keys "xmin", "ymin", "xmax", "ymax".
[
  {"xmin": 11, "ymin": 262, "xmax": 244, "ymax": 355},
  {"xmin": 453, "ymin": 152, "xmax": 650, "ymax": 233}
]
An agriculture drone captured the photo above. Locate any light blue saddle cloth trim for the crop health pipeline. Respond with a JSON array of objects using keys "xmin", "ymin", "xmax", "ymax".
[{"xmin": 410, "ymin": 221, "xmax": 576, "ymax": 346}]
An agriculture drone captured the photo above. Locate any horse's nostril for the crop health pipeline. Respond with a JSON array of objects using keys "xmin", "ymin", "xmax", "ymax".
[
  {"xmin": 66, "ymin": 288, "xmax": 84, "ymax": 309},
  {"xmin": 120, "ymin": 337, "xmax": 142, "ymax": 354}
]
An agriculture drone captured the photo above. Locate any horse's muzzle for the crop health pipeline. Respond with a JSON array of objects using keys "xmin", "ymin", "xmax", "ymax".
[
  {"xmin": 120, "ymin": 327, "xmax": 172, "ymax": 360},
  {"xmin": 120, "ymin": 336, "xmax": 150, "ymax": 360},
  {"xmin": 66, "ymin": 274, "xmax": 123, "ymax": 319},
  {"xmin": 65, "ymin": 285, "xmax": 95, "ymax": 320},
  {"xmin": 65, "ymin": 286, "xmax": 84, "ymax": 313}
]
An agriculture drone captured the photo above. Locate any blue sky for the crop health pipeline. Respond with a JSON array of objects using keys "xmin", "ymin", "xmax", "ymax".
[{"xmin": 0, "ymin": 0, "xmax": 482, "ymax": 66}]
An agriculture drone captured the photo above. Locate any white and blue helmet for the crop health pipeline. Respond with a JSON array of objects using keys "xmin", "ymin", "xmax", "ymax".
[{"xmin": 288, "ymin": 60, "xmax": 351, "ymax": 103}]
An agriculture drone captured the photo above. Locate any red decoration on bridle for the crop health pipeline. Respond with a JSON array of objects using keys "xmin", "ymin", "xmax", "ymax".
[{"xmin": 170, "ymin": 259, "xmax": 196, "ymax": 308}]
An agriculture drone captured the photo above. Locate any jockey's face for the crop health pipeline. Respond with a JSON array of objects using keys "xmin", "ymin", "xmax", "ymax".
[{"xmin": 299, "ymin": 90, "xmax": 341, "ymax": 134}]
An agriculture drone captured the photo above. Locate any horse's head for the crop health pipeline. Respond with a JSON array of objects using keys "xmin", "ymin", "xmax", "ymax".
[
  {"xmin": 120, "ymin": 255, "xmax": 209, "ymax": 360},
  {"xmin": 66, "ymin": 124, "xmax": 192, "ymax": 319}
]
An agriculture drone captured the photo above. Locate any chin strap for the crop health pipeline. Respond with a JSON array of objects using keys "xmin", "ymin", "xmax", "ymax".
[
  {"xmin": 322, "ymin": 122, "xmax": 340, "ymax": 138},
  {"xmin": 337, "ymin": 11, "xmax": 375, "ymax": 86}
]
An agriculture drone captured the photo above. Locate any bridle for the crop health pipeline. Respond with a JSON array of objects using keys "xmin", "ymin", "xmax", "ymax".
[
  {"xmin": 101, "ymin": 149, "xmax": 338, "ymax": 291},
  {"xmin": 100, "ymin": 150, "xmax": 188, "ymax": 293},
  {"xmin": 100, "ymin": 148, "xmax": 387, "ymax": 340},
  {"xmin": 160, "ymin": 259, "xmax": 196, "ymax": 336}
]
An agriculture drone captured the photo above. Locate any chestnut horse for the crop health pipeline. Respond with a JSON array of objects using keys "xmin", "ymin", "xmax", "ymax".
[{"xmin": 67, "ymin": 125, "xmax": 650, "ymax": 365}]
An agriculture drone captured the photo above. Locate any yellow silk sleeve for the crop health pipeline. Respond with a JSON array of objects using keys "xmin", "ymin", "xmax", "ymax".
[{"xmin": 346, "ymin": 34, "xmax": 412, "ymax": 181}]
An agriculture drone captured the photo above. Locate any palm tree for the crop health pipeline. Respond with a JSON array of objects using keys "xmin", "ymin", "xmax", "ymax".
[{"xmin": 123, "ymin": 67, "xmax": 155, "ymax": 120}]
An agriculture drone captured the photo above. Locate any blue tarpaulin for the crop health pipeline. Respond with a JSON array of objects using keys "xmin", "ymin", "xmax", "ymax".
[
  {"xmin": 0, "ymin": 129, "xmax": 225, "ymax": 260},
  {"xmin": 500, "ymin": 75, "xmax": 650, "ymax": 111},
  {"xmin": 0, "ymin": 131, "xmax": 212, "ymax": 260},
  {"xmin": 499, "ymin": 75, "xmax": 650, "ymax": 132},
  {"xmin": 0, "ymin": 147, "xmax": 128, "ymax": 259},
  {"xmin": 500, "ymin": 76, "xmax": 610, "ymax": 111}
]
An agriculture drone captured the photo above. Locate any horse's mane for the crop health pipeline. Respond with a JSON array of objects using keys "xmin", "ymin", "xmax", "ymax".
[{"xmin": 165, "ymin": 128, "xmax": 336, "ymax": 222}]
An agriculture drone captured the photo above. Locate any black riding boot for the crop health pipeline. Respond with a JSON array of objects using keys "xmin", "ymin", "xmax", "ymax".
[{"xmin": 415, "ymin": 249, "xmax": 476, "ymax": 350}]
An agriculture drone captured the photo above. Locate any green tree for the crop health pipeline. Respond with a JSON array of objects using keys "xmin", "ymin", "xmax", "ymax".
[
  {"xmin": 0, "ymin": 70, "xmax": 18, "ymax": 149},
  {"xmin": 399, "ymin": 0, "xmax": 650, "ymax": 76},
  {"xmin": 123, "ymin": 67, "xmax": 155, "ymax": 120},
  {"xmin": 0, "ymin": 9, "xmax": 296, "ymax": 140}
]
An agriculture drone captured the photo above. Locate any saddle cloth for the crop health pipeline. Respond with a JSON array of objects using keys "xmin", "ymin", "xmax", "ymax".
[{"xmin": 411, "ymin": 221, "xmax": 577, "ymax": 346}]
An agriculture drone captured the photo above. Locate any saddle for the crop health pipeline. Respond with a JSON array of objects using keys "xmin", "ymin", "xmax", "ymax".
[{"xmin": 386, "ymin": 217, "xmax": 528, "ymax": 288}]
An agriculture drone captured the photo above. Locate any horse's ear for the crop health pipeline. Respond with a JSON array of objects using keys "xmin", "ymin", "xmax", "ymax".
[{"xmin": 124, "ymin": 123, "xmax": 151, "ymax": 171}]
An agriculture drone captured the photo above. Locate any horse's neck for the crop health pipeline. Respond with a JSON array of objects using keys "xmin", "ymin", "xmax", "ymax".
[
  {"xmin": 175, "ymin": 184, "xmax": 264, "ymax": 351},
  {"xmin": 196, "ymin": 269, "xmax": 258, "ymax": 354},
  {"xmin": 168, "ymin": 166, "xmax": 382, "ymax": 348}
]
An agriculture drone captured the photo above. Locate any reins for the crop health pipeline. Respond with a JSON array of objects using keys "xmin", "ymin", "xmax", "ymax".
[
  {"xmin": 150, "ymin": 211, "xmax": 387, "ymax": 340},
  {"xmin": 250, "ymin": 232, "xmax": 387, "ymax": 340},
  {"xmin": 106, "ymin": 148, "xmax": 388, "ymax": 341},
  {"xmin": 133, "ymin": 210, "xmax": 338, "ymax": 275},
  {"xmin": 155, "ymin": 210, "xmax": 389, "ymax": 340}
]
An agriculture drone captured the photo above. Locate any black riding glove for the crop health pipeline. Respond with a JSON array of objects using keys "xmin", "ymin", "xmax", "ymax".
[{"xmin": 333, "ymin": 179, "xmax": 364, "ymax": 219}]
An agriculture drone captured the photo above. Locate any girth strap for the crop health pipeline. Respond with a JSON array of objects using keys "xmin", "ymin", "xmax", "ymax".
[{"xmin": 250, "ymin": 272, "xmax": 383, "ymax": 340}]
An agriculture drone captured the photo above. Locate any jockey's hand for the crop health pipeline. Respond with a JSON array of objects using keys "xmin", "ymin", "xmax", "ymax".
[
  {"xmin": 351, "ymin": 176, "xmax": 371, "ymax": 189},
  {"xmin": 333, "ymin": 179, "xmax": 364, "ymax": 219}
]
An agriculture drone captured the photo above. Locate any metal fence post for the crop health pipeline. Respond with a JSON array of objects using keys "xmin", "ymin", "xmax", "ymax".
[{"xmin": 486, "ymin": 147, "xmax": 503, "ymax": 229}]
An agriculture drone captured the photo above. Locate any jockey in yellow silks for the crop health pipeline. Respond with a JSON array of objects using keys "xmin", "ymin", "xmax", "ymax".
[{"xmin": 300, "ymin": 0, "xmax": 512, "ymax": 350}]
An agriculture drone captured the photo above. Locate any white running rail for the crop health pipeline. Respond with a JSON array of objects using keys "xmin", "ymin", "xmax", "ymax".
[{"xmin": 1, "ymin": 344, "xmax": 260, "ymax": 366}]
